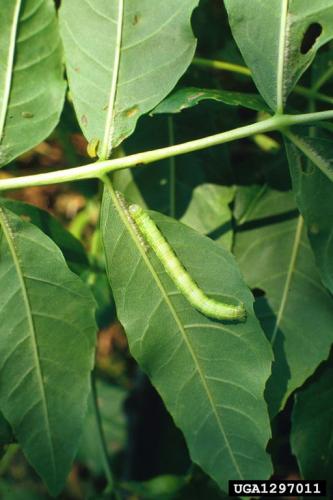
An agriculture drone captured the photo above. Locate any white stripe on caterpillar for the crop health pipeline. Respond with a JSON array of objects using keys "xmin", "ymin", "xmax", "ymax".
[
  {"xmin": 115, "ymin": 192, "xmax": 148, "ymax": 251},
  {"xmin": 128, "ymin": 203, "xmax": 246, "ymax": 322}
]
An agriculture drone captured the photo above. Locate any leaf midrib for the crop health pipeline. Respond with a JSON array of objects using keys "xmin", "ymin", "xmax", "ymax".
[
  {"xmin": 108, "ymin": 185, "xmax": 244, "ymax": 480},
  {"xmin": 277, "ymin": 0, "xmax": 289, "ymax": 112},
  {"xmin": 238, "ymin": 185, "xmax": 268, "ymax": 225},
  {"xmin": 271, "ymin": 215, "xmax": 304, "ymax": 345},
  {"xmin": 101, "ymin": 0, "xmax": 124, "ymax": 159},
  {"xmin": 0, "ymin": 0, "xmax": 21, "ymax": 141},
  {"xmin": 0, "ymin": 208, "xmax": 56, "ymax": 478}
]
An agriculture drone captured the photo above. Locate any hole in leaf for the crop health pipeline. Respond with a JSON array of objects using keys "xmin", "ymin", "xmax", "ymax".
[
  {"xmin": 252, "ymin": 288, "xmax": 266, "ymax": 298},
  {"xmin": 300, "ymin": 23, "xmax": 322, "ymax": 54}
]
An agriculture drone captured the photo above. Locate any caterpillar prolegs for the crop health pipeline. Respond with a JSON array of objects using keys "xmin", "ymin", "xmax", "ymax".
[{"xmin": 128, "ymin": 203, "xmax": 247, "ymax": 322}]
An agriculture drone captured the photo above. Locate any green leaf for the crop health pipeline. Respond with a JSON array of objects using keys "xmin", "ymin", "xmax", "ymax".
[
  {"xmin": 59, "ymin": 0, "xmax": 199, "ymax": 159},
  {"xmin": 122, "ymin": 475, "xmax": 188, "ymax": 500},
  {"xmin": 180, "ymin": 184, "xmax": 235, "ymax": 250},
  {"xmin": 0, "ymin": 198, "xmax": 89, "ymax": 275},
  {"xmin": 101, "ymin": 185, "xmax": 273, "ymax": 491},
  {"xmin": 0, "ymin": 413, "xmax": 14, "ymax": 446},
  {"xmin": 233, "ymin": 185, "xmax": 274, "ymax": 225},
  {"xmin": 113, "ymin": 169, "xmax": 148, "ymax": 208},
  {"xmin": 0, "ymin": 206, "xmax": 97, "ymax": 495},
  {"xmin": 286, "ymin": 132, "xmax": 333, "ymax": 182},
  {"xmin": 291, "ymin": 365, "xmax": 333, "ymax": 489},
  {"xmin": 113, "ymin": 144, "xmax": 205, "ymax": 219},
  {"xmin": 285, "ymin": 134, "xmax": 333, "ymax": 294},
  {"xmin": 234, "ymin": 187, "xmax": 333, "ymax": 415},
  {"xmin": 152, "ymin": 87, "xmax": 269, "ymax": 114},
  {"xmin": 311, "ymin": 48, "xmax": 333, "ymax": 91},
  {"xmin": 224, "ymin": 0, "xmax": 333, "ymax": 111},
  {"xmin": 77, "ymin": 380, "xmax": 126, "ymax": 474},
  {"xmin": 178, "ymin": 470, "xmax": 231, "ymax": 500},
  {"xmin": 0, "ymin": 479, "xmax": 47, "ymax": 500},
  {"xmin": 0, "ymin": 0, "xmax": 66, "ymax": 167}
]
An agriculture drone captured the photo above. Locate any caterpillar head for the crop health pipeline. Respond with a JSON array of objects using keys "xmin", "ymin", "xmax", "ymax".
[{"xmin": 129, "ymin": 204, "xmax": 143, "ymax": 218}]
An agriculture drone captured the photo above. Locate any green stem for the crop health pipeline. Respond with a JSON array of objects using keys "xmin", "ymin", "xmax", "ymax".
[
  {"xmin": 193, "ymin": 57, "xmax": 333, "ymax": 105},
  {"xmin": 91, "ymin": 373, "xmax": 115, "ymax": 492},
  {"xmin": 0, "ymin": 444, "xmax": 19, "ymax": 476},
  {"xmin": 193, "ymin": 57, "xmax": 251, "ymax": 76},
  {"xmin": 168, "ymin": 116, "xmax": 176, "ymax": 218},
  {"xmin": 313, "ymin": 64, "xmax": 333, "ymax": 91},
  {"xmin": 90, "ymin": 228, "xmax": 102, "ymax": 260},
  {"xmin": 69, "ymin": 201, "xmax": 96, "ymax": 239},
  {"xmin": 293, "ymin": 86, "xmax": 333, "ymax": 106},
  {"xmin": 1, "ymin": 111, "xmax": 333, "ymax": 192}
]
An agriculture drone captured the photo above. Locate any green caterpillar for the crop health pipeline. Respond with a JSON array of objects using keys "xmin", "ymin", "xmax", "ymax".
[{"xmin": 128, "ymin": 204, "xmax": 246, "ymax": 322}]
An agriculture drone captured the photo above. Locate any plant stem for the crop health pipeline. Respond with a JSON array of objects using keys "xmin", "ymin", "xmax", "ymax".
[
  {"xmin": 1, "ymin": 110, "xmax": 333, "ymax": 192},
  {"xmin": 0, "ymin": 444, "xmax": 19, "ymax": 476},
  {"xmin": 294, "ymin": 86, "xmax": 333, "ymax": 106},
  {"xmin": 313, "ymin": 64, "xmax": 333, "ymax": 91},
  {"xmin": 168, "ymin": 116, "xmax": 176, "ymax": 218},
  {"xmin": 91, "ymin": 373, "xmax": 115, "ymax": 492},
  {"xmin": 193, "ymin": 56, "xmax": 251, "ymax": 76},
  {"xmin": 192, "ymin": 57, "xmax": 333, "ymax": 105}
]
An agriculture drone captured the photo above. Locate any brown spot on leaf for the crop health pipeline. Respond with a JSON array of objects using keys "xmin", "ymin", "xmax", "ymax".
[
  {"xmin": 124, "ymin": 106, "xmax": 139, "ymax": 118},
  {"xmin": 21, "ymin": 111, "xmax": 34, "ymax": 119},
  {"xmin": 132, "ymin": 14, "xmax": 140, "ymax": 25},
  {"xmin": 81, "ymin": 114, "xmax": 88, "ymax": 127}
]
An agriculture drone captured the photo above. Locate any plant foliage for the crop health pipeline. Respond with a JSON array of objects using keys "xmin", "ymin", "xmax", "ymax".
[{"xmin": 0, "ymin": 0, "xmax": 332, "ymax": 498}]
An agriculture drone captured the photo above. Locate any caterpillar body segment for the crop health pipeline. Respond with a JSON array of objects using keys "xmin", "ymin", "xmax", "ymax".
[
  {"xmin": 128, "ymin": 204, "xmax": 246, "ymax": 322},
  {"xmin": 115, "ymin": 191, "xmax": 148, "ymax": 251}
]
